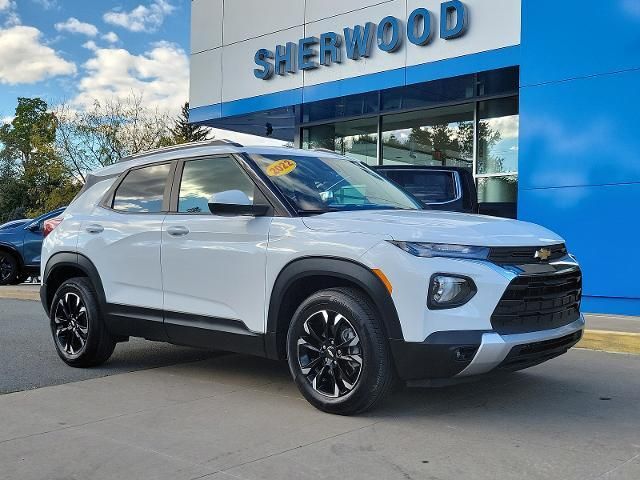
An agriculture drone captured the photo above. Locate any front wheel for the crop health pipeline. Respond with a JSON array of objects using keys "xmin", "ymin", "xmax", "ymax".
[
  {"xmin": 50, "ymin": 277, "xmax": 116, "ymax": 367},
  {"xmin": 9, "ymin": 272, "xmax": 29, "ymax": 285},
  {"xmin": 0, "ymin": 252, "xmax": 18, "ymax": 285},
  {"xmin": 287, "ymin": 287, "xmax": 395, "ymax": 415}
]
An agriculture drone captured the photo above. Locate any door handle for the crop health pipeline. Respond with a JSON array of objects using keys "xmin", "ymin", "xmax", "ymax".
[
  {"xmin": 85, "ymin": 224, "xmax": 104, "ymax": 234},
  {"xmin": 166, "ymin": 225, "xmax": 189, "ymax": 237}
]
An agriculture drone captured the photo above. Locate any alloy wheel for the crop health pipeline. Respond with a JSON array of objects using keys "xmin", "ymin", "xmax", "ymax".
[
  {"xmin": 0, "ymin": 256, "xmax": 14, "ymax": 283},
  {"xmin": 53, "ymin": 292, "xmax": 89, "ymax": 356},
  {"xmin": 296, "ymin": 309, "xmax": 363, "ymax": 398}
]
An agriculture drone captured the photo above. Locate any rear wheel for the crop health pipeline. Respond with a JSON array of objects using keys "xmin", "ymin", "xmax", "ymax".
[
  {"xmin": 50, "ymin": 277, "xmax": 116, "ymax": 367},
  {"xmin": 287, "ymin": 287, "xmax": 395, "ymax": 415},
  {"xmin": 0, "ymin": 252, "xmax": 18, "ymax": 285}
]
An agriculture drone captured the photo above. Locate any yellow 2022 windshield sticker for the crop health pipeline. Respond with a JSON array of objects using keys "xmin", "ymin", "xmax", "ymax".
[{"xmin": 266, "ymin": 159, "xmax": 297, "ymax": 177}]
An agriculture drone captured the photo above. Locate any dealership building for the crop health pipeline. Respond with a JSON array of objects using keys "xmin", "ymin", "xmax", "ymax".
[{"xmin": 188, "ymin": 0, "xmax": 639, "ymax": 316}]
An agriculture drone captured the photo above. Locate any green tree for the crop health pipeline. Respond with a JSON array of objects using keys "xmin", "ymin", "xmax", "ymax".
[
  {"xmin": 0, "ymin": 98, "xmax": 56, "ymax": 170},
  {"xmin": 0, "ymin": 156, "xmax": 28, "ymax": 223},
  {"xmin": 0, "ymin": 97, "xmax": 79, "ymax": 220},
  {"xmin": 161, "ymin": 102, "xmax": 211, "ymax": 146}
]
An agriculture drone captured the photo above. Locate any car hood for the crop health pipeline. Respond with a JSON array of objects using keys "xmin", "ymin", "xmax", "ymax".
[{"xmin": 302, "ymin": 210, "xmax": 564, "ymax": 247}]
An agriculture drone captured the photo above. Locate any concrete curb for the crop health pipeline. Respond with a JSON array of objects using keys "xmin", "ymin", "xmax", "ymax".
[
  {"xmin": 0, "ymin": 287, "xmax": 40, "ymax": 302},
  {"xmin": 578, "ymin": 330, "xmax": 640, "ymax": 355}
]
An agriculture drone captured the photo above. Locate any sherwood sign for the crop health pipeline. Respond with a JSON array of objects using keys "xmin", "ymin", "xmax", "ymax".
[{"xmin": 254, "ymin": 0, "xmax": 469, "ymax": 80}]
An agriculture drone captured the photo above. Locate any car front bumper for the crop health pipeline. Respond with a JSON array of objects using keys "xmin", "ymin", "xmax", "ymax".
[
  {"xmin": 456, "ymin": 315, "xmax": 585, "ymax": 377},
  {"xmin": 390, "ymin": 315, "xmax": 585, "ymax": 381}
]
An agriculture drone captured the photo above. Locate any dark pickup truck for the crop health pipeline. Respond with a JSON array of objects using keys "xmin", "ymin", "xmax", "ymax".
[
  {"xmin": 374, "ymin": 165, "xmax": 517, "ymax": 218},
  {"xmin": 374, "ymin": 165, "xmax": 479, "ymax": 214}
]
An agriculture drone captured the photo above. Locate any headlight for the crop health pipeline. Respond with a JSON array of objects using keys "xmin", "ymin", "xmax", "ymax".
[
  {"xmin": 388, "ymin": 241, "xmax": 489, "ymax": 260},
  {"xmin": 428, "ymin": 274, "xmax": 477, "ymax": 309}
]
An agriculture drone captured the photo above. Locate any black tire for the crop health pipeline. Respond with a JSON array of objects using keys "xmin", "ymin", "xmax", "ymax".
[
  {"xmin": 50, "ymin": 277, "xmax": 116, "ymax": 367},
  {"xmin": 0, "ymin": 251, "xmax": 19, "ymax": 285},
  {"xmin": 287, "ymin": 287, "xmax": 395, "ymax": 415},
  {"xmin": 9, "ymin": 272, "xmax": 28, "ymax": 285}
]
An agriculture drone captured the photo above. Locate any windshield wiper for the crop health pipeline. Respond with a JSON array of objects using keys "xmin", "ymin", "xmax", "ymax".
[
  {"xmin": 296, "ymin": 208, "xmax": 340, "ymax": 216},
  {"xmin": 297, "ymin": 205, "xmax": 413, "ymax": 215}
]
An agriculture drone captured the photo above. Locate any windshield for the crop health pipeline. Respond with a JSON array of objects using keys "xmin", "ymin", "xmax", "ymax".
[{"xmin": 251, "ymin": 154, "xmax": 421, "ymax": 214}]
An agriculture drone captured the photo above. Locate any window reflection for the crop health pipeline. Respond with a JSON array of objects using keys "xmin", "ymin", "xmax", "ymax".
[
  {"xmin": 477, "ymin": 97, "xmax": 519, "ymax": 175},
  {"xmin": 178, "ymin": 157, "xmax": 256, "ymax": 214},
  {"xmin": 113, "ymin": 164, "xmax": 171, "ymax": 213},
  {"xmin": 302, "ymin": 118, "xmax": 378, "ymax": 166},
  {"xmin": 477, "ymin": 176, "xmax": 518, "ymax": 203},
  {"xmin": 381, "ymin": 104, "xmax": 474, "ymax": 171}
]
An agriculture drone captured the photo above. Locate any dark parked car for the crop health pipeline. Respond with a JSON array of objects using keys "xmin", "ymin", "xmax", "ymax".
[
  {"xmin": 0, "ymin": 219, "xmax": 31, "ymax": 231},
  {"xmin": 374, "ymin": 166, "xmax": 479, "ymax": 214},
  {"xmin": 0, "ymin": 207, "xmax": 66, "ymax": 285}
]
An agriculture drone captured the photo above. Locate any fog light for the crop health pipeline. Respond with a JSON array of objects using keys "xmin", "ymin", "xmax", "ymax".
[{"xmin": 428, "ymin": 274, "xmax": 477, "ymax": 309}]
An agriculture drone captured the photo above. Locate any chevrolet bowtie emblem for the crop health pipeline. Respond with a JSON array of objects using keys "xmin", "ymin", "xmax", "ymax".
[{"xmin": 534, "ymin": 248, "xmax": 552, "ymax": 261}]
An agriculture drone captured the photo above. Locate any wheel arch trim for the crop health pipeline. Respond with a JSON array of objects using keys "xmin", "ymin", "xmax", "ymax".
[
  {"xmin": 265, "ymin": 256, "xmax": 403, "ymax": 359},
  {"xmin": 42, "ymin": 252, "xmax": 106, "ymax": 314}
]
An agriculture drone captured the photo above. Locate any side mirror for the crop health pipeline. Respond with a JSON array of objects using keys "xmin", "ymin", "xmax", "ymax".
[
  {"xmin": 27, "ymin": 222, "xmax": 42, "ymax": 233},
  {"xmin": 208, "ymin": 190, "xmax": 270, "ymax": 216}
]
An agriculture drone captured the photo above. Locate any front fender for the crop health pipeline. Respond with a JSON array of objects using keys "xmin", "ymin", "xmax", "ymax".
[{"xmin": 265, "ymin": 256, "xmax": 403, "ymax": 360}]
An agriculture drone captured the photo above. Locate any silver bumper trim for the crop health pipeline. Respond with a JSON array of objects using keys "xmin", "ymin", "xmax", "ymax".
[{"xmin": 456, "ymin": 314, "xmax": 585, "ymax": 377}]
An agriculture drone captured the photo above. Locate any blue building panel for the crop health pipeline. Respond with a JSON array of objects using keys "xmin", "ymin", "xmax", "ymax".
[
  {"xmin": 221, "ymin": 88, "xmax": 304, "ymax": 120},
  {"xmin": 519, "ymin": 69, "xmax": 640, "ymax": 190},
  {"xmin": 519, "ymin": 182, "xmax": 640, "ymax": 315},
  {"xmin": 521, "ymin": 0, "xmax": 640, "ymax": 87},
  {"xmin": 405, "ymin": 45, "xmax": 519, "ymax": 87},
  {"xmin": 518, "ymin": 0, "xmax": 640, "ymax": 315}
]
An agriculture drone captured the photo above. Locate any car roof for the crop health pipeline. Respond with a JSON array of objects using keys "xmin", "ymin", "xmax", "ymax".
[{"xmin": 92, "ymin": 140, "xmax": 346, "ymax": 178}]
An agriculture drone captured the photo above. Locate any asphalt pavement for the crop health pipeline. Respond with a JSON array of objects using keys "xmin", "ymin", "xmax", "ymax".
[
  {"xmin": 1, "ymin": 346, "xmax": 639, "ymax": 479},
  {"xmin": 0, "ymin": 298, "xmax": 219, "ymax": 394},
  {"xmin": 1, "ymin": 297, "xmax": 639, "ymax": 479}
]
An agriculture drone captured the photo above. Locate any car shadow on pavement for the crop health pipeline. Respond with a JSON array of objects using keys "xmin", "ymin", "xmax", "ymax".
[{"xmin": 178, "ymin": 350, "xmax": 636, "ymax": 426}]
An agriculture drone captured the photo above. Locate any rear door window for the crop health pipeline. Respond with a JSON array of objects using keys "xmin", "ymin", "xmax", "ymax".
[
  {"xmin": 385, "ymin": 170, "xmax": 458, "ymax": 204},
  {"xmin": 113, "ymin": 164, "xmax": 171, "ymax": 213}
]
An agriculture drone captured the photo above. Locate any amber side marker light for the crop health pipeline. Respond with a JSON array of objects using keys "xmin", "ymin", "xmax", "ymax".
[{"xmin": 372, "ymin": 268, "xmax": 393, "ymax": 294}]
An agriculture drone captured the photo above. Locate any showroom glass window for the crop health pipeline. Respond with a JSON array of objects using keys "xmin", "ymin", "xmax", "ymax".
[
  {"xmin": 302, "ymin": 118, "xmax": 378, "ymax": 166},
  {"xmin": 112, "ymin": 163, "xmax": 171, "ymax": 213},
  {"xmin": 298, "ymin": 67, "xmax": 520, "ymax": 217},
  {"xmin": 178, "ymin": 156, "xmax": 257, "ymax": 214},
  {"xmin": 476, "ymin": 97, "xmax": 519, "ymax": 204},
  {"xmin": 381, "ymin": 104, "xmax": 475, "ymax": 171}
]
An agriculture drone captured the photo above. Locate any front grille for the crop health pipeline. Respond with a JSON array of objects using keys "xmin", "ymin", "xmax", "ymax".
[
  {"xmin": 488, "ymin": 244, "xmax": 568, "ymax": 265},
  {"xmin": 491, "ymin": 268, "xmax": 582, "ymax": 335},
  {"xmin": 498, "ymin": 331, "xmax": 583, "ymax": 371}
]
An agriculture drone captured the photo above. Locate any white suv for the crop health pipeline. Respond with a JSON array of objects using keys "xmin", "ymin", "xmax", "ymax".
[{"xmin": 41, "ymin": 141, "xmax": 584, "ymax": 415}]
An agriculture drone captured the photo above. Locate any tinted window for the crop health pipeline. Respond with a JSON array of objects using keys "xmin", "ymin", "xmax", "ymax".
[
  {"xmin": 113, "ymin": 164, "xmax": 171, "ymax": 213},
  {"xmin": 178, "ymin": 157, "xmax": 257, "ymax": 214},
  {"xmin": 385, "ymin": 170, "xmax": 457, "ymax": 204}
]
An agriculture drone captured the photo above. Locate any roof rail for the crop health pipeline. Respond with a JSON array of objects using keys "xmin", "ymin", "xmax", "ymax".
[
  {"xmin": 117, "ymin": 139, "xmax": 245, "ymax": 163},
  {"xmin": 209, "ymin": 139, "xmax": 244, "ymax": 147}
]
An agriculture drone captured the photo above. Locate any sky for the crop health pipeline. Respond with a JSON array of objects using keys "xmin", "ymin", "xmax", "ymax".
[{"xmin": 0, "ymin": 0, "xmax": 283, "ymax": 145}]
